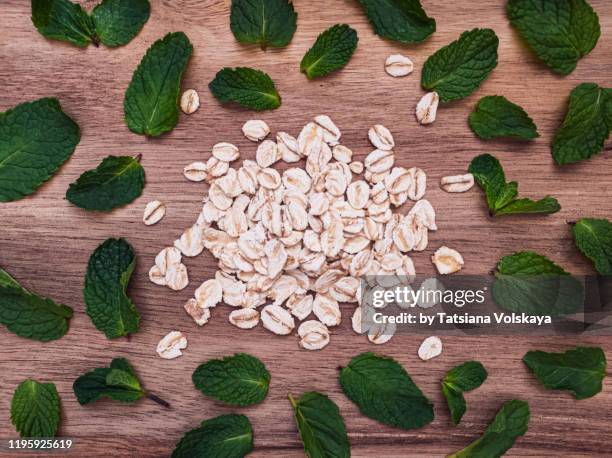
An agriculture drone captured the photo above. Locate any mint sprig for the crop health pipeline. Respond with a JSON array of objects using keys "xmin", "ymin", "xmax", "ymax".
[{"xmin": 442, "ymin": 361, "xmax": 488, "ymax": 425}]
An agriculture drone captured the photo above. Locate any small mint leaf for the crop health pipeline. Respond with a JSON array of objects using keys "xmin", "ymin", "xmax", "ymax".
[
  {"xmin": 209, "ymin": 67, "xmax": 281, "ymax": 110},
  {"xmin": 442, "ymin": 361, "xmax": 487, "ymax": 425},
  {"xmin": 230, "ymin": 0, "xmax": 297, "ymax": 49},
  {"xmin": 469, "ymin": 95, "xmax": 539, "ymax": 140},
  {"xmin": 11, "ymin": 379, "xmax": 61, "ymax": 438},
  {"xmin": 573, "ymin": 218, "xmax": 612, "ymax": 275},
  {"xmin": 300, "ymin": 24, "xmax": 358, "ymax": 80},
  {"xmin": 92, "ymin": 0, "xmax": 150, "ymax": 48},
  {"xmin": 31, "ymin": 0, "xmax": 95, "ymax": 47}
]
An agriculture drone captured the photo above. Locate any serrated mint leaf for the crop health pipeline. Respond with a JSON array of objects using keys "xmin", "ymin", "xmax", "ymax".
[
  {"xmin": 523, "ymin": 346, "xmax": 606, "ymax": 399},
  {"xmin": 11, "ymin": 379, "xmax": 60, "ymax": 438},
  {"xmin": 0, "ymin": 268, "xmax": 73, "ymax": 342},
  {"xmin": 288, "ymin": 391, "xmax": 350, "ymax": 458},
  {"xmin": 92, "ymin": 0, "xmax": 150, "ymax": 48},
  {"xmin": 0, "ymin": 98, "xmax": 80, "ymax": 202},
  {"xmin": 339, "ymin": 352, "xmax": 434, "ymax": 430},
  {"xmin": 192, "ymin": 353, "xmax": 270, "ymax": 407},
  {"xmin": 209, "ymin": 67, "xmax": 281, "ymax": 110},
  {"xmin": 492, "ymin": 251, "xmax": 583, "ymax": 316},
  {"xmin": 66, "ymin": 155, "xmax": 145, "ymax": 211},
  {"xmin": 172, "ymin": 414, "xmax": 254, "ymax": 458},
  {"xmin": 469, "ymin": 154, "xmax": 560, "ymax": 216},
  {"xmin": 300, "ymin": 24, "xmax": 358, "ymax": 79},
  {"xmin": 124, "ymin": 32, "xmax": 193, "ymax": 136},
  {"xmin": 552, "ymin": 83, "xmax": 612, "ymax": 165},
  {"xmin": 448, "ymin": 399, "xmax": 529, "ymax": 458},
  {"xmin": 573, "ymin": 218, "xmax": 612, "ymax": 275},
  {"xmin": 357, "ymin": 0, "xmax": 435, "ymax": 44},
  {"xmin": 422, "ymin": 28, "xmax": 499, "ymax": 102},
  {"xmin": 230, "ymin": 0, "xmax": 297, "ymax": 49},
  {"xmin": 31, "ymin": 0, "xmax": 95, "ymax": 47},
  {"xmin": 469, "ymin": 96, "xmax": 538, "ymax": 140},
  {"xmin": 507, "ymin": 0, "xmax": 600, "ymax": 75},
  {"xmin": 84, "ymin": 238, "xmax": 140, "ymax": 339},
  {"xmin": 442, "ymin": 361, "xmax": 487, "ymax": 425}
]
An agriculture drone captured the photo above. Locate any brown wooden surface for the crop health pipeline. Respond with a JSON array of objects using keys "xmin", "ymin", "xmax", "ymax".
[{"xmin": 1, "ymin": 0, "xmax": 612, "ymax": 456}]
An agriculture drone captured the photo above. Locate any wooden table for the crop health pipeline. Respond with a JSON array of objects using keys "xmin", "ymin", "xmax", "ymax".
[{"xmin": 1, "ymin": 1, "xmax": 611, "ymax": 456}]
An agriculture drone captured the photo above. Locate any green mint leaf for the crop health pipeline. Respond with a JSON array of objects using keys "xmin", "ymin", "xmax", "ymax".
[
  {"xmin": 300, "ymin": 24, "xmax": 358, "ymax": 79},
  {"xmin": 73, "ymin": 357, "xmax": 146, "ymax": 405},
  {"xmin": 507, "ymin": 0, "xmax": 600, "ymax": 75},
  {"xmin": 84, "ymin": 238, "xmax": 140, "ymax": 339},
  {"xmin": 468, "ymin": 154, "xmax": 560, "ymax": 216},
  {"xmin": 492, "ymin": 251, "xmax": 583, "ymax": 316},
  {"xmin": 288, "ymin": 391, "xmax": 350, "ymax": 458},
  {"xmin": 124, "ymin": 32, "xmax": 193, "ymax": 136},
  {"xmin": 31, "ymin": 0, "xmax": 95, "ymax": 47},
  {"xmin": 469, "ymin": 96, "xmax": 539, "ymax": 140},
  {"xmin": 339, "ymin": 352, "xmax": 434, "ymax": 430},
  {"xmin": 449, "ymin": 399, "xmax": 530, "ymax": 458},
  {"xmin": 92, "ymin": 0, "xmax": 150, "ymax": 48},
  {"xmin": 356, "ymin": 0, "xmax": 435, "ymax": 44},
  {"xmin": 209, "ymin": 67, "xmax": 281, "ymax": 110},
  {"xmin": 552, "ymin": 83, "xmax": 612, "ymax": 165},
  {"xmin": 192, "ymin": 353, "xmax": 270, "ymax": 407},
  {"xmin": 422, "ymin": 28, "xmax": 499, "ymax": 102},
  {"xmin": 573, "ymin": 218, "xmax": 612, "ymax": 275},
  {"xmin": 523, "ymin": 346, "xmax": 606, "ymax": 399},
  {"xmin": 0, "ymin": 268, "xmax": 73, "ymax": 342},
  {"xmin": 230, "ymin": 0, "xmax": 297, "ymax": 49},
  {"xmin": 66, "ymin": 155, "xmax": 145, "ymax": 211},
  {"xmin": 0, "ymin": 98, "xmax": 80, "ymax": 202},
  {"xmin": 172, "ymin": 414, "xmax": 254, "ymax": 458},
  {"xmin": 442, "ymin": 361, "xmax": 487, "ymax": 425},
  {"xmin": 11, "ymin": 379, "xmax": 60, "ymax": 438}
]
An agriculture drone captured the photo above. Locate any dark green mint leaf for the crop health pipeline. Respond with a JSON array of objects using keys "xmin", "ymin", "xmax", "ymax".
[
  {"xmin": 84, "ymin": 238, "xmax": 140, "ymax": 339},
  {"xmin": 66, "ymin": 155, "xmax": 145, "ymax": 211},
  {"xmin": 288, "ymin": 391, "xmax": 350, "ymax": 458},
  {"xmin": 209, "ymin": 67, "xmax": 281, "ymax": 110},
  {"xmin": 31, "ymin": 0, "xmax": 95, "ymax": 47},
  {"xmin": 124, "ymin": 32, "xmax": 193, "ymax": 136},
  {"xmin": 494, "ymin": 196, "xmax": 561, "ymax": 216},
  {"xmin": 422, "ymin": 28, "xmax": 499, "ymax": 102},
  {"xmin": 11, "ymin": 379, "xmax": 60, "ymax": 438},
  {"xmin": 469, "ymin": 96, "xmax": 538, "ymax": 140},
  {"xmin": 507, "ymin": 0, "xmax": 600, "ymax": 75},
  {"xmin": 552, "ymin": 83, "xmax": 612, "ymax": 165},
  {"xmin": 523, "ymin": 346, "xmax": 606, "ymax": 399},
  {"xmin": 92, "ymin": 0, "xmax": 150, "ymax": 48},
  {"xmin": 573, "ymin": 218, "xmax": 612, "ymax": 275},
  {"xmin": 356, "ymin": 0, "xmax": 435, "ymax": 44},
  {"xmin": 300, "ymin": 24, "xmax": 358, "ymax": 79},
  {"xmin": 172, "ymin": 414, "xmax": 254, "ymax": 458},
  {"xmin": 0, "ymin": 98, "xmax": 80, "ymax": 202},
  {"xmin": 442, "ymin": 361, "xmax": 487, "ymax": 425},
  {"xmin": 192, "ymin": 353, "xmax": 270, "ymax": 407},
  {"xmin": 448, "ymin": 399, "xmax": 530, "ymax": 458},
  {"xmin": 230, "ymin": 0, "xmax": 297, "ymax": 49},
  {"xmin": 339, "ymin": 352, "xmax": 434, "ymax": 430},
  {"xmin": 492, "ymin": 251, "xmax": 583, "ymax": 316}
]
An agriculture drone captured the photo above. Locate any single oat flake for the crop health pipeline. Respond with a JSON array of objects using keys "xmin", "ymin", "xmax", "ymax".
[
  {"xmin": 242, "ymin": 120, "xmax": 270, "ymax": 142},
  {"xmin": 418, "ymin": 336, "xmax": 442, "ymax": 360},
  {"xmin": 180, "ymin": 89, "xmax": 200, "ymax": 114},
  {"xmin": 385, "ymin": 54, "xmax": 414, "ymax": 77},
  {"xmin": 440, "ymin": 174, "xmax": 474, "ymax": 193},
  {"xmin": 416, "ymin": 92, "xmax": 439, "ymax": 125},
  {"xmin": 156, "ymin": 331, "xmax": 188, "ymax": 359},
  {"xmin": 143, "ymin": 200, "xmax": 166, "ymax": 225},
  {"xmin": 432, "ymin": 246, "xmax": 464, "ymax": 274}
]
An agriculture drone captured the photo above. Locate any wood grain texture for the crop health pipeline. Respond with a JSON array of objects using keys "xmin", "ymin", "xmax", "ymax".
[{"xmin": 1, "ymin": 0, "xmax": 611, "ymax": 456}]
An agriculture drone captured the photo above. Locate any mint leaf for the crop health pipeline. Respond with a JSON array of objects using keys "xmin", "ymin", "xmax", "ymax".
[
  {"xmin": 422, "ymin": 28, "xmax": 499, "ymax": 102},
  {"xmin": 84, "ymin": 238, "xmax": 140, "ymax": 339},
  {"xmin": 469, "ymin": 96, "xmax": 538, "ymax": 140},
  {"xmin": 288, "ymin": 392, "xmax": 350, "ymax": 458},
  {"xmin": 492, "ymin": 251, "xmax": 583, "ymax": 316},
  {"xmin": 449, "ymin": 399, "xmax": 530, "ymax": 458},
  {"xmin": 172, "ymin": 414, "xmax": 254, "ymax": 458},
  {"xmin": 523, "ymin": 346, "xmax": 606, "ymax": 399},
  {"xmin": 31, "ymin": 0, "xmax": 95, "ymax": 47},
  {"xmin": 468, "ymin": 154, "xmax": 560, "ymax": 216},
  {"xmin": 209, "ymin": 67, "xmax": 281, "ymax": 110},
  {"xmin": 442, "ymin": 361, "xmax": 487, "ymax": 425},
  {"xmin": 300, "ymin": 24, "xmax": 358, "ymax": 79},
  {"xmin": 356, "ymin": 0, "xmax": 435, "ymax": 44},
  {"xmin": 339, "ymin": 352, "xmax": 434, "ymax": 430},
  {"xmin": 0, "ymin": 268, "xmax": 73, "ymax": 342},
  {"xmin": 11, "ymin": 379, "xmax": 60, "ymax": 438},
  {"xmin": 507, "ymin": 0, "xmax": 600, "ymax": 75},
  {"xmin": 573, "ymin": 218, "xmax": 612, "ymax": 275},
  {"xmin": 0, "ymin": 98, "xmax": 80, "ymax": 202},
  {"xmin": 66, "ymin": 155, "xmax": 145, "ymax": 211},
  {"xmin": 552, "ymin": 83, "xmax": 612, "ymax": 165},
  {"xmin": 230, "ymin": 0, "xmax": 297, "ymax": 49},
  {"xmin": 124, "ymin": 32, "xmax": 193, "ymax": 136},
  {"xmin": 92, "ymin": 0, "xmax": 150, "ymax": 48},
  {"xmin": 192, "ymin": 353, "xmax": 270, "ymax": 407}
]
